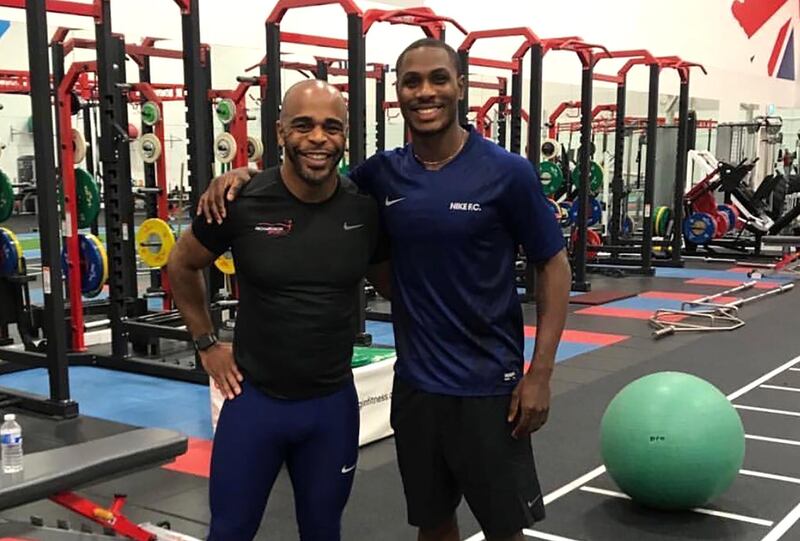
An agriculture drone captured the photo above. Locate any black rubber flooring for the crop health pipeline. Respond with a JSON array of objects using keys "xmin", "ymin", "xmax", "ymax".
[{"xmin": 0, "ymin": 263, "xmax": 798, "ymax": 540}]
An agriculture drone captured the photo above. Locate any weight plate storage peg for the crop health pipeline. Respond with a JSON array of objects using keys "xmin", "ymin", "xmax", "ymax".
[
  {"xmin": 216, "ymin": 99, "xmax": 236, "ymax": 125},
  {"xmin": 62, "ymin": 233, "xmax": 108, "ymax": 297},
  {"xmin": 570, "ymin": 161, "xmax": 604, "ymax": 194},
  {"xmin": 0, "ymin": 170, "xmax": 13, "ymax": 223},
  {"xmin": 75, "ymin": 168, "xmax": 101, "ymax": 228},
  {"xmin": 215, "ymin": 252, "xmax": 235, "ymax": 275},
  {"xmin": 0, "ymin": 227, "xmax": 22, "ymax": 276},
  {"xmin": 538, "ymin": 161, "xmax": 564, "ymax": 196},
  {"xmin": 141, "ymin": 101, "xmax": 160, "ymax": 126},
  {"xmin": 683, "ymin": 212, "xmax": 716, "ymax": 245},
  {"xmin": 214, "ymin": 133, "xmax": 237, "ymax": 164},
  {"xmin": 247, "ymin": 136, "xmax": 264, "ymax": 162},
  {"xmin": 541, "ymin": 138, "xmax": 561, "ymax": 161},
  {"xmin": 568, "ymin": 197, "xmax": 603, "ymax": 227},
  {"xmin": 72, "ymin": 129, "xmax": 87, "ymax": 164},
  {"xmin": 136, "ymin": 218, "xmax": 176, "ymax": 268},
  {"xmin": 139, "ymin": 133, "xmax": 162, "ymax": 164}
]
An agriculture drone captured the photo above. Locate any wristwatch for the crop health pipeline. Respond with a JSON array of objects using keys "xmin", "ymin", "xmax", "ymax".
[{"xmin": 193, "ymin": 333, "xmax": 218, "ymax": 352}]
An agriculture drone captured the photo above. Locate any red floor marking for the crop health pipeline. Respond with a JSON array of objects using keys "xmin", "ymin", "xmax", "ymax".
[
  {"xmin": 685, "ymin": 278, "xmax": 779, "ymax": 289},
  {"xmin": 524, "ymin": 326, "xmax": 629, "ymax": 345},
  {"xmin": 639, "ymin": 291, "xmax": 739, "ymax": 303},
  {"xmin": 162, "ymin": 437, "xmax": 212, "ymax": 478}
]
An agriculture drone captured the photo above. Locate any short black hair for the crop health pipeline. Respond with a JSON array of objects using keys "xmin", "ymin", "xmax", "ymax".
[{"xmin": 395, "ymin": 38, "xmax": 461, "ymax": 76}]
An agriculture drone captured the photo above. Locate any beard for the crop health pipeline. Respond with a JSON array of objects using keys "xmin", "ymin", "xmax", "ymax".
[{"xmin": 283, "ymin": 143, "xmax": 344, "ymax": 185}]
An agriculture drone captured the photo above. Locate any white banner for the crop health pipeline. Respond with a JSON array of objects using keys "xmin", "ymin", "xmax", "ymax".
[{"xmin": 209, "ymin": 357, "xmax": 396, "ymax": 447}]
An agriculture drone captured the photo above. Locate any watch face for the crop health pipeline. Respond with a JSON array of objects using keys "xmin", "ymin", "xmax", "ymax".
[{"xmin": 196, "ymin": 334, "xmax": 217, "ymax": 351}]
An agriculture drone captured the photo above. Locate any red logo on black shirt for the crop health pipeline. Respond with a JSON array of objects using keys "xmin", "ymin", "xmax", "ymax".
[{"xmin": 255, "ymin": 220, "xmax": 293, "ymax": 237}]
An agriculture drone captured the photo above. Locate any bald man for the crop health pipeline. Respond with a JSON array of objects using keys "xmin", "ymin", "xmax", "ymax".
[{"xmin": 168, "ymin": 80, "xmax": 388, "ymax": 541}]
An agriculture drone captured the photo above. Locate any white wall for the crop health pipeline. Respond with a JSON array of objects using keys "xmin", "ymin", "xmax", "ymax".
[{"xmin": 0, "ymin": 0, "xmax": 797, "ymax": 188}]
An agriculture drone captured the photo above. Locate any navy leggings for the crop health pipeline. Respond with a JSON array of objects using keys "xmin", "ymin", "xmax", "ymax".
[{"xmin": 208, "ymin": 380, "xmax": 359, "ymax": 541}]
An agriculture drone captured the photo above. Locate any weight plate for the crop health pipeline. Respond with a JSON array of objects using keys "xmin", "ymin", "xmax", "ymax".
[
  {"xmin": 713, "ymin": 211, "xmax": 729, "ymax": 238},
  {"xmin": 558, "ymin": 201, "xmax": 573, "ymax": 226},
  {"xmin": 570, "ymin": 161, "xmax": 603, "ymax": 194},
  {"xmin": 84, "ymin": 233, "xmax": 108, "ymax": 298},
  {"xmin": 247, "ymin": 136, "xmax": 263, "ymax": 162},
  {"xmin": 717, "ymin": 204, "xmax": 738, "ymax": 232},
  {"xmin": 141, "ymin": 102, "xmax": 160, "ymax": 127},
  {"xmin": 136, "ymin": 218, "xmax": 176, "ymax": 269},
  {"xmin": 62, "ymin": 233, "xmax": 108, "ymax": 297},
  {"xmin": 0, "ymin": 170, "xmax": 13, "ymax": 223},
  {"xmin": 214, "ymin": 252, "xmax": 235, "ymax": 275},
  {"xmin": 570, "ymin": 228, "xmax": 602, "ymax": 260},
  {"xmin": 128, "ymin": 123, "xmax": 140, "ymax": 139},
  {"xmin": 656, "ymin": 206, "xmax": 673, "ymax": 237},
  {"xmin": 541, "ymin": 138, "xmax": 561, "ymax": 161},
  {"xmin": 622, "ymin": 215, "xmax": 634, "ymax": 237},
  {"xmin": 0, "ymin": 227, "xmax": 22, "ymax": 276},
  {"xmin": 538, "ymin": 161, "xmax": 564, "ymax": 196},
  {"xmin": 683, "ymin": 212, "xmax": 716, "ymax": 245},
  {"xmin": 216, "ymin": 99, "xmax": 236, "ymax": 125},
  {"xmin": 72, "ymin": 129, "xmax": 87, "ymax": 164},
  {"xmin": 75, "ymin": 168, "xmax": 100, "ymax": 228},
  {"xmin": 653, "ymin": 206, "xmax": 666, "ymax": 236},
  {"xmin": 214, "ymin": 133, "xmax": 237, "ymax": 164},
  {"xmin": 545, "ymin": 198, "xmax": 561, "ymax": 221},
  {"xmin": 139, "ymin": 133, "xmax": 162, "ymax": 164},
  {"xmin": 568, "ymin": 197, "xmax": 602, "ymax": 227}
]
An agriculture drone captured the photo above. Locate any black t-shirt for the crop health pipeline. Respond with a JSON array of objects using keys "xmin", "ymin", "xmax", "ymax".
[{"xmin": 191, "ymin": 167, "xmax": 386, "ymax": 399}]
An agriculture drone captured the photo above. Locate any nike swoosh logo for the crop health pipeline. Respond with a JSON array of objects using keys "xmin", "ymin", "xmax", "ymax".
[
  {"xmin": 385, "ymin": 196, "xmax": 406, "ymax": 207},
  {"xmin": 341, "ymin": 464, "xmax": 356, "ymax": 474},
  {"xmin": 343, "ymin": 223, "xmax": 365, "ymax": 231}
]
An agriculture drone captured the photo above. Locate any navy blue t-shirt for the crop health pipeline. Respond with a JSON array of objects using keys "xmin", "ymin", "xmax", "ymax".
[{"xmin": 350, "ymin": 127, "xmax": 564, "ymax": 396}]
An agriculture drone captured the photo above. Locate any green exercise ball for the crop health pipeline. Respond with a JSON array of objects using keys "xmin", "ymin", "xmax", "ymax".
[{"xmin": 600, "ymin": 371, "xmax": 745, "ymax": 510}]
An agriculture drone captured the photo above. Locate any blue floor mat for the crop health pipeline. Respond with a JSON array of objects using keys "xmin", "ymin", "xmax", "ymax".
[
  {"xmin": 654, "ymin": 267, "xmax": 791, "ymax": 282},
  {"xmin": 0, "ymin": 366, "xmax": 214, "ymax": 440},
  {"xmin": 369, "ymin": 321, "xmax": 602, "ymax": 363}
]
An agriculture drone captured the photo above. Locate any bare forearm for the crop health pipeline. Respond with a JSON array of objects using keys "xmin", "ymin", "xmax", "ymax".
[
  {"xmin": 530, "ymin": 250, "xmax": 571, "ymax": 376},
  {"xmin": 170, "ymin": 263, "xmax": 214, "ymax": 339}
]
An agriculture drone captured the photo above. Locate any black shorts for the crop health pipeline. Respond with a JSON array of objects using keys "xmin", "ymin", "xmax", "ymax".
[{"xmin": 390, "ymin": 376, "xmax": 545, "ymax": 538}]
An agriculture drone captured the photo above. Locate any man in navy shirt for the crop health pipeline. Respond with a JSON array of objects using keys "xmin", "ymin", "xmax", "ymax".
[{"xmin": 199, "ymin": 39, "xmax": 570, "ymax": 541}]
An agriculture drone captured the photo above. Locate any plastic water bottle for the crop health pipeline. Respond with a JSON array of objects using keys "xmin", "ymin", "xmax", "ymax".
[{"xmin": 1, "ymin": 414, "xmax": 23, "ymax": 473}]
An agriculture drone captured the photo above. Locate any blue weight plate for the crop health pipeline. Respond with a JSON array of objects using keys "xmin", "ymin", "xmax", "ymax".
[
  {"xmin": 683, "ymin": 212, "xmax": 716, "ymax": 245},
  {"xmin": 0, "ymin": 228, "xmax": 20, "ymax": 276},
  {"xmin": 568, "ymin": 197, "xmax": 602, "ymax": 227},
  {"xmin": 62, "ymin": 234, "xmax": 106, "ymax": 296}
]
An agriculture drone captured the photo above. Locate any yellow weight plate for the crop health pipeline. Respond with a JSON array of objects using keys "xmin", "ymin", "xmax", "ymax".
[
  {"xmin": 214, "ymin": 251, "xmax": 235, "ymax": 275},
  {"xmin": 136, "ymin": 218, "xmax": 175, "ymax": 268}
]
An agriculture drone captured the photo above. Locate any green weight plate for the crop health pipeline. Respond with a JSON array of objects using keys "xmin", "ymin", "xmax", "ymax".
[
  {"xmin": 215, "ymin": 99, "xmax": 235, "ymax": 125},
  {"xmin": 570, "ymin": 161, "xmax": 604, "ymax": 194},
  {"xmin": 0, "ymin": 170, "xmax": 13, "ymax": 223},
  {"xmin": 75, "ymin": 168, "xmax": 101, "ymax": 228},
  {"xmin": 538, "ymin": 161, "xmax": 564, "ymax": 196},
  {"xmin": 653, "ymin": 206, "xmax": 672, "ymax": 237},
  {"xmin": 141, "ymin": 102, "xmax": 160, "ymax": 126}
]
